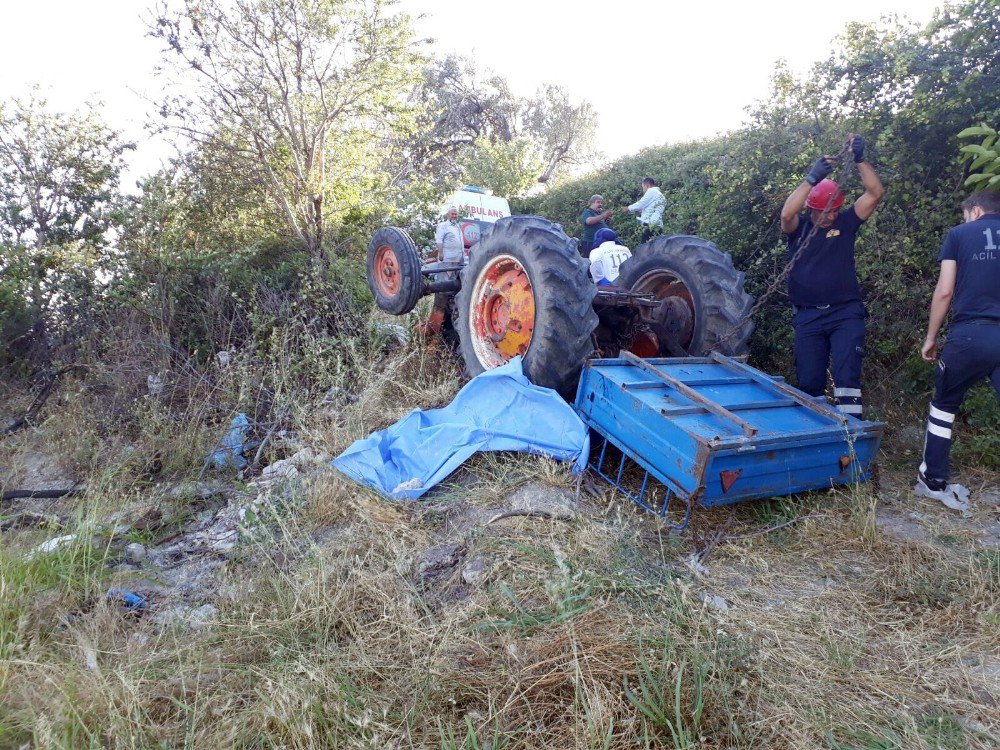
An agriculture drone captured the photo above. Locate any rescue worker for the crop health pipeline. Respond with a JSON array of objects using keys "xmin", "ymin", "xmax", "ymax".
[
  {"xmin": 915, "ymin": 190, "xmax": 1000, "ymax": 511},
  {"xmin": 779, "ymin": 135, "xmax": 885, "ymax": 417},
  {"xmin": 588, "ymin": 228, "xmax": 631, "ymax": 286}
]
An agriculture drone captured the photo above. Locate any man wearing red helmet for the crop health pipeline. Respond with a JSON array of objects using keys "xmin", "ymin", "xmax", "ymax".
[{"xmin": 780, "ymin": 136, "xmax": 885, "ymax": 417}]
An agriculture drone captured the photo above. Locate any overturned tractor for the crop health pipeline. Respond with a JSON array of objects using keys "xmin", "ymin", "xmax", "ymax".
[{"xmin": 367, "ymin": 216, "xmax": 754, "ymax": 396}]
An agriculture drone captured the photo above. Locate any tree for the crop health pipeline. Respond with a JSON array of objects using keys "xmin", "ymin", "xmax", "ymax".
[
  {"xmin": 398, "ymin": 56, "xmax": 516, "ymax": 189},
  {"xmin": 0, "ymin": 88, "xmax": 133, "ymax": 251},
  {"xmin": 958, "ymin": 123, "xmax": 999, "ymax": 188},
  {"xmin": 459, "ymin": 136, "xmax": 542, "ymax": 199},
  {"xmin": 523, "ymin": 85, "xmax": 597, "ymax": 185},
  {"xmin": 151, "ymin": 0, "xmax": 425, "ymax": 258},
  {"xmin": 400, "ymin": 55, "xmax": 598, "ymax": 196},
  {"xmin": 0, "ymin": 91, "xmax": 133, "ymax": 366}
]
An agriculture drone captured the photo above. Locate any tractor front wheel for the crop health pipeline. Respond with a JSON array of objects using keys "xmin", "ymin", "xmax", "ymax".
[
  {"xmin": 455, "ymin": 216, "xmax": 598, "ymax": 396},
  {"xmin": 366, "ymin": 227, "xmax": 423, "ymax": 315}
]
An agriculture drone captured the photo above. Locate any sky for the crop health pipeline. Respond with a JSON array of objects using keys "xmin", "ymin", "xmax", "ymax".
[{"xmin": 0, "ymin": 0, "xmax": 945, "ymax": 185}]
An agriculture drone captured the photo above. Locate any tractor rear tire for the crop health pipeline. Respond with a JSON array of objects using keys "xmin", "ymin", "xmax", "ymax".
[
  {"xmin": 455, "ymin": 216, "xmax": 598, "ymax": 397},
  {"xmin": 367, "ymin": 227, "xmax": 423, "ymax": 315},
  {"xmin": 616, "ymin": 235, "xmax": 753, "ymax": 356}
]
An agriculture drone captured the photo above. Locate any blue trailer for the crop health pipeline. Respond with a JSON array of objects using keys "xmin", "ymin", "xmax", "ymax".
[{"xmin": 573, "ymin": 351, "xmax": 883, "ymax": 529}]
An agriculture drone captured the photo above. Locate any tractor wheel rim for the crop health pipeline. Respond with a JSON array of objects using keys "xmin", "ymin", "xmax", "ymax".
[
  {"xmin": 374, "ymin": 245, "xmax": 401, "ymax": 297},
  {"xmin": 469, "ymin": 254, "xmax": 536, "ymax": 369},
  {"xmin": 633, "ymin": 270, "xmax": 696, "ymax": 349}
]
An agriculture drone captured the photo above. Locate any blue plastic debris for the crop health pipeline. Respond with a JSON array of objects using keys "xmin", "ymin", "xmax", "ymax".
[
  {"xmin": 107, "ymin": 588, "xmax": 147, "ymax": 613},
  {"xmin": 332, "ymin": 357, "xmax": 589, "ymax": 500},
  {"xmin": 208, "ymin": 413, "xmax": 252, "ymax": 470}
]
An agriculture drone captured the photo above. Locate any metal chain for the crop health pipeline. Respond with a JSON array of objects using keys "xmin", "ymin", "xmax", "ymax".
[{"xmin": 714, "ymin": 140, "xmax": 855, "ymax": 348}]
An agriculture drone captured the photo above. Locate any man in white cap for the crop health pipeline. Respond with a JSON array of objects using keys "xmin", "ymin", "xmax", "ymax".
[
  {"xmin": 435, "ymin": 206, "xmax": 464, "ymax": 263},
  {"xmin": 420, "ymin": 206, "xmax": 465, "ymax": 340}
]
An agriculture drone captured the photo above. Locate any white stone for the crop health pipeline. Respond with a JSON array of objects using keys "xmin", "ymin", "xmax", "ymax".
[
  {"xmin": 187, "ymin": 604, "xmax": 219, "ymax": 629},
  {"xmin": 261, "ymin": 458, "xmax": 299, "ymax": 480},
  {"xmin": 288, "ymin": 447, "xmax": 332, "ymax": 469},
  {"xmin": 701, "ymin": 593, "xmax": 730, "ymax": 612},
  {"xmin": 684, "ymin": 554, "xmax": 709, "ymax": 576},
  {"xmin": 205, "ymin": 528, "xmax": 239, "ymax": 553},
  {"xmin": 462, "ymin": 555, "xmax": 489, "ymax": 585},
  {"xmin": 28, "ymin": 534, "xmax": 76, "ymax": 558},
  {"xmin": 504, "ymin": 483, "xmax": 576, "ymax": 520},
  {"xmin": 152, "ymin": 603, "xmax": 219, "ymax": 630},
  {"xmin": 146, "ymin": 373, "xmax": 164, "ymax": 398}
]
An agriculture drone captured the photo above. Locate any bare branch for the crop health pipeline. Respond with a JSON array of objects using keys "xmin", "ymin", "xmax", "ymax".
[{"xmin": 150, "ymin": 0, "xmax": 423, "ymax": 256}]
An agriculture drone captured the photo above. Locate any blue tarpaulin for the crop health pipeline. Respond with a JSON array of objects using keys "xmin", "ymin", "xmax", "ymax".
[{"xmin": 332, "ymin": 357, "xmax": 589, "ymax": 500}]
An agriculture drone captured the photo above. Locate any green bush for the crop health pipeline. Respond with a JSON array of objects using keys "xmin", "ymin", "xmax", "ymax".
[
  {"xmin": 0, "ymin": 244, "xmax": 37, "ymax": 368},
  {"xmin": 954, "ymin": 384, "xmax": 1000, "ymax": 469},
  {"xmin": 522, "ymin": 0, "xmax": 1000, "ymax": 388}
]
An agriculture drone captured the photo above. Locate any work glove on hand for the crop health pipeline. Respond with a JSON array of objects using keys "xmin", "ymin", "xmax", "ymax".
[
  {"xmin": 805, "ymin": 157, "xmax": 834, "ymax": 186},
  {"xmin": 850, "ymin": 135, "xmax": 866, "ymax": 163}
]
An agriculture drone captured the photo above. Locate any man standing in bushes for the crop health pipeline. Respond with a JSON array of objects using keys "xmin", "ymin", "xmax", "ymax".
[
  {"xmin": 780, "ymin": 135, "xmax": 885, "ymax": 418},
  {"xmin": 915, "ymin": 190, "xmax": 1000, "ymax": 511},
  {"xmin": 623, "ymin": 177, "xmax": 666, "ymax": 242},
  {"xmin": 579, "ymin": 195, "xmax": 613, "ymax": 255}
]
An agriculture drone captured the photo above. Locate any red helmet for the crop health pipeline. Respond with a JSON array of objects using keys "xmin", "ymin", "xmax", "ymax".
[{"xmin": 806, "ymin": 179, "xmax": 844, "ymax": 211}]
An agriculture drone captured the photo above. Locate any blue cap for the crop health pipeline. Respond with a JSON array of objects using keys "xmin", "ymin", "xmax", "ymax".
[{"xmin": 594, "ymin": 228, "xmax": 617, "ymax": 245}]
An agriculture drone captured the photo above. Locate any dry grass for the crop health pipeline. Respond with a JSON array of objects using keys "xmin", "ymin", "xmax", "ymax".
[
  {"xmin": 3, "ymin": 482, "xmax": 998, "ymax": 748},
  {"xmin": 695, "ymin": 499, "xmax": 999, "ymax": 748},
  {"xmin": 1, "ymin": 335, "xmax": 998, "ymax": 749}
]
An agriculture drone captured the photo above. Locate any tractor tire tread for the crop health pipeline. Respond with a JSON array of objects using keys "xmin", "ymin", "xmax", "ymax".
[
  {"xmin": 366, "ymin": 227, "xmax": 423, "ymax": 315},
  {"xmin": 617, "ymin": 234, "xmax": 754, "ymax": 356},
  {"xmin": 455, "ymin": 215, "xmax": 597, "ymax": 396}
]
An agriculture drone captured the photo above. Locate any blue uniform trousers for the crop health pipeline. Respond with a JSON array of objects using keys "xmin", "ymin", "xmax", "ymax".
[
  {"xmin": 792, "ymin": 300, "xmax": 866, "ymax": 416},
  {"xmin": 921, "ymin": 321, "xmax": 1000, "ymax": 484}
]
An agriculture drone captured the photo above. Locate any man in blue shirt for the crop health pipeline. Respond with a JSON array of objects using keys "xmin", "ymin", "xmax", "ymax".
[
  {"xmin": 915, "ymin": 190, "xmax": 1000, "ymax": 511},
  {"xmin": 780, "ymin": 136, "xmax": 885, "ymax": 417}
]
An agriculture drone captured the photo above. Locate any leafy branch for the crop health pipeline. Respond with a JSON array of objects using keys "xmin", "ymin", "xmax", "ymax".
[{"xmin": 958, "ymin": 123, "xmax": 1000, "ymax": 188}]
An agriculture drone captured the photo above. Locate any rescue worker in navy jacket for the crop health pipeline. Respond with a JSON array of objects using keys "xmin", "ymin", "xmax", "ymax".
[
  {"xmin": 780, "ymin": 136, "xmax": 885, "ymax": 417},
  {"xmin": 914, "ymin": 190, "xmax": 1000, "ymax": 512}
]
